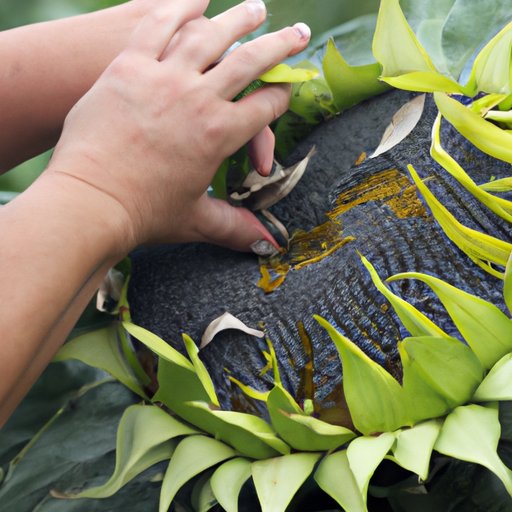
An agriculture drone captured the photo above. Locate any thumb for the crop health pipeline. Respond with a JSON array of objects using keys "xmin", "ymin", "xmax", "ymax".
[{"xmin": 193, "ymin": 195, "xmax": 278, "ymax": 253}]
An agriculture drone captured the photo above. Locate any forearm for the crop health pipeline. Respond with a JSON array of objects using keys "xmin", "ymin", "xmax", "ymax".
[
  {"xmin": 0, "ymin": 172, "xmax": 131, "ymax": 426},
  {"xmin": 0, "ymin": 1, "xmax": 149, "ymax": 172}
]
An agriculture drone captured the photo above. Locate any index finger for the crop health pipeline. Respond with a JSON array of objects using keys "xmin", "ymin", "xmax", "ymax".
[{"xmin": 126, "ymin": 0, "xmax": 209, "ymax": 60}]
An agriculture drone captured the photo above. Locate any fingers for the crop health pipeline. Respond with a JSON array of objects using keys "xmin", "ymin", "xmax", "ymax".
[
  {"xmin": 219, "ymin": 83, "xmax": 291, "ymax": 158},
  {"xmin": 247, "ymin": 126, "xmax": 275, "ymax": 176},
  {"xmin": 193, "ymin": 195, "xmax": 278, "ymax": 252},
  {"xmin": 161, "ymin": 0, "xmax": 267, "ymax": 70},
  {"xmin": 126, "ymin": 0, "xmax": 209, "ymax": 59},
  {"xmin": 207, "ymin": 23, "xmax": 311, "ymax": 100}
]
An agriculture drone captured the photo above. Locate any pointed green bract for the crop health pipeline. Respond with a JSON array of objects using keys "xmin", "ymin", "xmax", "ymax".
[
  {"xmin": 266, "ymin": 384, "xmax": 355, "ymax": 451},
  {"xmin": 182, "ymin": 334, "xmax": 220, "ymax": 407},
  {"xmin": 315, "ymin": 315, "xmax": 407, "ymax": 435},
  {"xmin": 360, "ymin": 254, "xmax": 448, "ymax": 338},
  {"xmin": 314, "ymin": 450, "xmax": 366, "ymax": 512},
  {"xmin": 160, "ymin": 435, "xmax": 236, "ymax": 512},
  {"xmin": 399, "ymin": 341, "xmax": 455, "ymax": 423},
  {"xmin": 434, "ymin": 92, "xmax": 512, "ymax": 164},
  {"xmin": 389, "ymin": 272, "xmax": 512, "ymax": 369},
  {"xmin": 373, "ymin": 0, "xmax": 436, "ymax": 76},
  {"xmin": 435, "ymin": 404, "xmax": 512, "ymax": 495},
  {"xmin": 382, "ymin": 70, "xmax": 465, "ymax": 93},
  {"xmin": 55, "ymin": 325, "xmax": 147, "ymax": 398},
  {"xmin": 400, "ymin": 336, "xmax": 483, "ymax": 407},
  {"xmin": 252, "ymin": 453, "xmax": 321, "ymax": 512},
  {"xmin": 505, "ymin": 253, "xmax": 512, "ymax": 313},
  {"xmin": 466, "ymin": 21, "xmax": 512, "ymax": 95},
  {"xmin": 322, "ymin": 39, "xmax": 390, "ymax": 112},
  {"xmin": 473, "ymin": 354, "xmax": 512, "ymax": 401},
  {"xmin": 347, "ymin": 433, "xmax": 396, "ymax": 503},
  {"xmin": 77, "ymin": 405, "xmax": 196, "ymax": 499},
  {"xmin": 123, "ymin": 321, "xmax": 193, "ymax": 370},
  {"xmin": 184, "ymin": 401, "xmax": 290, "ymax": 458},
  {"xmin": 211, "ymin": 458, "xmax": 252, "ymax": 512},
  {"xmin": 408, "ymin": 164, "xmax": 512, "ymax": 278},
  {"xmin": 390, "ymin": 419, "xmax": 442, "ymax": 480},
  {"xmin": 430, "ymin": 113, "xmax": 512, "ymax": 223},
  {"xmin": 192, "ymin": 473, "xmax": 217, "ymax": 512}
]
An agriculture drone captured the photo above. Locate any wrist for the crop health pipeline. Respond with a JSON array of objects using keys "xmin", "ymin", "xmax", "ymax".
[{"xmin": 32, "ymin": 169, "xmax": 138, "ymax": 264}]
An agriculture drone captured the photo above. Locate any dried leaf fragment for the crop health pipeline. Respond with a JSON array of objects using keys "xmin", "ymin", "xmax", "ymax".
[{"xmin": 200, "ymin": 312, "xmax": 264, "ymax": 349}]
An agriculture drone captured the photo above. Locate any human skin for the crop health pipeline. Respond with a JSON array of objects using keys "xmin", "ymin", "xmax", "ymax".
[{"xmin": 0, "ymin": 0, "xmax": 311, "ymax": 426}]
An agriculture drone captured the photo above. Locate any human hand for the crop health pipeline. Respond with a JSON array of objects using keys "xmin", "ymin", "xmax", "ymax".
[{"xmin": 46, "ymin": 0, "xmax": 311, "ymax": 254}]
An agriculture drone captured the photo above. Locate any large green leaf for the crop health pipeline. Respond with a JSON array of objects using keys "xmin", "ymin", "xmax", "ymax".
[
  {"xmin": 266, "ymin": 384, "xmax": 355, "ymax": 451},
  {"xmin": 314, "ymin": 451, "xmax": 365, "ymax": 512},
  {"xmin": 435, "ymin": 404, "xmax": 512, "ymax": 495},
  {"xmin": 252, "ymin": 453, "xmax": 321, "ymax": 512},
  {"xmin": 315, "ymin": 316, "xmax": 407, "ymax": 435},
  {"xmin": 210, "ymin": 458, "xmax": 252, "ymax": 512},
  {"xmin": 0, "ymin": 382, "xmax": 139, "ymax": 511},
  {"xmin": 505, "ymin": 253, "xmax": 512, "ymax": 314},
  {"xmin": 54, "ymin": 325, "xmax": 147, "ymax": 398},
  {"xmin": 159, "ymin": 436, "xmax": 236, "ymax": 512},
  {"xmin": 75, "ymin": 405, "xmax": 195, "ymax": 499},
  {"xmin": 400, "ymin": 0, "xmax": 456, "ymax": 74},
  {"xmin": 389, "ymin": 272, "xmax": 512, "ymax": 369}
]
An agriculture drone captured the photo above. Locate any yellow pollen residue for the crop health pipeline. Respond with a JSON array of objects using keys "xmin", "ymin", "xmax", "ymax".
[
  {"xmin": 257, "ymin": 168, "xmax": 426, "ymax": 294},
  {"xmin": 355, "ymin": 151, "xmax": 367, "ymax": 166},
  {"xmin": 332, "ymin": 168, "xmax": 427, "ymax": 219}
]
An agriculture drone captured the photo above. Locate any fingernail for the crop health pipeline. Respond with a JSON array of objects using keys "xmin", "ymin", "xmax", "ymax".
[
  {"xmin": 250, "ymin": 239, "xmax": 279, "ymax": 257},
  {"xmin": 245, "ymin": 0, "xmax": 266, "ymax": 17},
  {"xmin": 293, "ymin": 22, "xmax": 311, "ymax": 41}
]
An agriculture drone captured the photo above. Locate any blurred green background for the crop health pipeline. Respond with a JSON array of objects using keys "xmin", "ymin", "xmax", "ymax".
[{"xmin": 0, "ymin": 0, "xmax": 379, "ymax": 194}]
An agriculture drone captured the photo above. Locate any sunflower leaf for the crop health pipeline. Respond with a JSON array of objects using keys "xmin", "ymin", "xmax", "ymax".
[
  {"xmin": 211, "ymin": 458, "xmax": 252, "ymax": 512},
  {"xmin": 473, "ymin": 353, "xmax": 512, "ymax": 401},
  {"xmin": 54, "ymin": 325, "xmax": 147, "ymax": 399},
  {"xmin": 252, "ymin": 453, "xmax": 321, "ymax": 512},
  {"xmin": 315, "ymin": 315, "xmax": 407, "ymax": 435},
  {"xmin": 314, "ymin": 451, "xmax": 365, "ymax": 512},
  {"xmin": 434, "ymin": 404, "xmax": 512, "ymax": 495},
  {"xmin": 75, "ymin": 405, "xmax": 196, "ymax": 499},
  {"xmin": 160, "ymin": 436, "xmax": 236, "ymax": 512},
  {"xmin": 389, "ymin": 272, "xmax": 512, "ymax": 369},
  {"xmin": 390, "ymin": 419, "xmax": 443, "ymax": 480}
]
